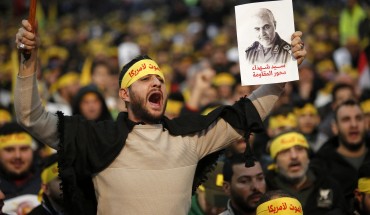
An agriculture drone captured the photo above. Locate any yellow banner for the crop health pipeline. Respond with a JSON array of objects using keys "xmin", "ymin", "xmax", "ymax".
[{"xmin": 256, "ymin": 197, "xmax": 303, "ymax": 215}]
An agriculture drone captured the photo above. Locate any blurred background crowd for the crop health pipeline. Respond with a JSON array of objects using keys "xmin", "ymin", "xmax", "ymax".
[{"xmin": 1, "ymin": 0, "xmax": 370, "ymax": 214}]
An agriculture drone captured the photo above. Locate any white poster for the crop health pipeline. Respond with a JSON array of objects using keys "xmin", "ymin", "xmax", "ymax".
[{"xmin": 235, "ymin": 0, "xmax": 299, "ymax": 86}]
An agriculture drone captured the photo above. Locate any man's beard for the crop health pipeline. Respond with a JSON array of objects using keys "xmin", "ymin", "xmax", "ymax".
[
  {"xmin": 0, "ymin": 162, "xmax": 31, "ymax": 180},
  {"xmin": 278, "ymin": 160, "xmax": 308, "ymax": 185},
  {"xmin": 48, "ymin": 192, "xmax": 64, "ymax": 207},
  {"xmin": 338, "ymin": 132, "xmax": 364, "ymax": 152},
  {"xmin": 230, "ymin": 188, "xmax": 261, "ymax": 213},
  {"xmin": 129, "ymin": 89, "xmax": 166, "ymax": 124}
]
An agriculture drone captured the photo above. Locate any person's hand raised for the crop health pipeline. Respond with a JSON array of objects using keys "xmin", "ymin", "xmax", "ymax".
[
  {"xmin": 15, "ymin": 19, "xmax": 38, "ymax": 52},
  {"xmin": 291, "ymin": 31, "xmax": 306, "ymax": 66},
  {"xmin": 15, "ymin": 19, "xmax": 39, "ymax": 76},
  {"xmin": 194, "ymin": 68, "xmax": 216, "ymax": 91}
]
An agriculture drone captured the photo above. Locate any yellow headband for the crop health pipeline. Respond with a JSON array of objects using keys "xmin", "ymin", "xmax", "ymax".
[
  {"xmin": 270, "ymin": 132, "xmax": 309, "ymax": 159},
  {"xmin": 294, "ymin": 103, "xmax": 318, "ymax": 116},
  {"xmin": 38, "ymin": 162, "xmax": 59, "ymax": 202},
  {"xmin": 57, "ymin": 72, "xmax": 80, "ymax": 89},
  {"xmin": 269, "ymin": 113, "xmax": 297, "ymax": 130},
  {"xmin": 0, "ymin": 132, "xmax": 33, "ymax": 150},
  {"xmin": 0, "ymin": 110, "xmax": 11, "ymax": 123},
  {"xmin": 358, "ymin": 177, "xmax": 370, "ymax": 194},
  {"xmin": 120, "ymin": 59, "xmax": 165, "ymax": 88},
  {"xmin": 41, "ymin": 162, "xmax": 59, "ymax": 184},
  {"xmin": 361, "ymin": 100, "xmax": 370, "ymax": 114},
  {"xmin": 256, "ymin": 197, "xmax": 303, "ymax": 215}
]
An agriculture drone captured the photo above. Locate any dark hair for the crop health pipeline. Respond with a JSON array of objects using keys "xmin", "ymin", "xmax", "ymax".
[
  {"xmin": 334, "ymin": 99, "xmax": 361, "ymax": 122},
  {"xmin": 257, "ymin": 189, "xmax": 296, "ymax": 206},
  {"xmin": 269, "ymin": 104, "xmax": 294, "ymax": 118},
  {"xmin": 223, "ymin": 153, "xmax": 258, "ymax": 182},
  {"xmin": 331, "ymin": 83, "xmax": 355, "ymax": 102},
  {"xmin": 0, "ymin": 122, "xmax": 27, "ymax": 135},
  {"xmin": 91, "ymin": 60, "xmax": 114, "ymax": 76},
  {"xmin": 41, "ymin": 153, "xmax": 59, "ymax": 170},
  {"xmin": 118, "ymin": 55, "xmax": 152, "ymax": 87}
]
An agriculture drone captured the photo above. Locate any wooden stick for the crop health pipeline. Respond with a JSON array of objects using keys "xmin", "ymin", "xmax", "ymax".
[{"xmin": 28, "ymin": 0, "xmax": 37, "ymax": 33}]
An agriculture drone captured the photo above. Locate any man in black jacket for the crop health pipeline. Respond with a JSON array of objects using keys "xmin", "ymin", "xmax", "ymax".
[
  {"xmin": 265, "ymin": 131, "xmax": 348, "ymax": 214},
  {"xmin": 315, "ymin": 100, "xmax": 370, "ymax": 206}
]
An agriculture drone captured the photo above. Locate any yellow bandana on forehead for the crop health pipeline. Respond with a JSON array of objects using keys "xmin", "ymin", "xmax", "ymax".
[
  {"xmin": 120, "ymin": 59, "xmax": 165, "ymax": 88},
  {"xmin": 256, "ymin": 197, "xmax": 303, "ymax": 215},
  {"xmin": 41, "ymin": 162, "xmax": 59, "ymax": 184},
  {"xmin": 294, "ymin": 103, "xmax": 318, "ymax": 116},
  {"xmin": 0, "ymin": 132, "xmax": 32, "ymax": 150},
  {"xmin": 38, "ymin": 162, "xmax": 59, "ymax": 202},
  {"xmin": 358, "ymin": 177, "xmax": 370, "ymax": 194},
  {"xmin": 269, "ymin": 113, "xmax": 297, "ymax": 130},
  {"xmin": 269, "ymin": 132, "xmax": 309, "ymax": 159}
]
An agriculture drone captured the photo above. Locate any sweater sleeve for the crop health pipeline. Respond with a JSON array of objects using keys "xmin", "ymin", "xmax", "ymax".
[
  {"xmin": 248, "ymin": 83, "xmax": 285, "ymax": 121},
  {"xmin": 14, "ymin": 73, "xmax": 59, "ymax": 149}
]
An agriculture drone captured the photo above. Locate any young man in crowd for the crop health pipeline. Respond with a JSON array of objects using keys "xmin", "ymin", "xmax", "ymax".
[
  {"xmin": 316, "ymin": 100, "xmax": 370, "ymax": 205},
  {"xmin": 14, "ymin": 19, "xmax": 306, "ymax": 214},
  {"xmin": 220, "ymin": 154, "xmax": 266, "ymax": 215},
  {"xmin": 28, "ymin": 154, "xmax": 63, "ymax": 215},
  {"xmin": 0, "ymin": 122, "xmax": 41, "ymax": 214},
  {"xmin": 265, "ymin": 130, "xmax": 348, "ymax": 214}
]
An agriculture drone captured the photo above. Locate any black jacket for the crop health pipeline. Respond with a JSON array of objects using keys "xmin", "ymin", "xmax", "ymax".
[
  {"xmin": 314, "ymin": 136, "xmax": 370, "ymax": 205},
  {"xmin": 265, "ymin": 160, "xmax": 349, "ymax": 215}
]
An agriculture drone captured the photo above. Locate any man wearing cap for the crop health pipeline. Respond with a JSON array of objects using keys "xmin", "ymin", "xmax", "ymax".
[
  {"xmin": 220, "ymin": 154, "xmax": 266, "ymax": 215},
  {"xmin": 265, "ymin": 131, "xmax": 348, "ymax": 214},
  {"xmin": 245, "ymin": 8, "xmax": 291, "ymax": 65},
  {"xmin": 28, "ymin": 154, "xmax": 63, "ymax": 215},
  {"xmin": 14, "ymin": 20, "xmax": 306, "ymax": 215}
]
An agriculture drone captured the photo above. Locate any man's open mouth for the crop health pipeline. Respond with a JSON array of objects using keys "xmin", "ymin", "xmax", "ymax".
[{"xmin": 148, "ymin": 92, "xmax": 162, "ymax": 107}]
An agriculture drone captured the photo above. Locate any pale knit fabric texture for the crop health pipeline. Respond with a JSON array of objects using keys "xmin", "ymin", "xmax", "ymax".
[{"xmin": 14, "ymin": 73, "xmax": 283, "ymax": 214}]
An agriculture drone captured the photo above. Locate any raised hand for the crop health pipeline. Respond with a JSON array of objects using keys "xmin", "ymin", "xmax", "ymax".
[{"xmin": 291, "ymin": 31, "xmax": 306, "ymax": 66}]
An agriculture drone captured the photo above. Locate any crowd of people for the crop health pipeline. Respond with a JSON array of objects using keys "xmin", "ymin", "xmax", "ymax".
[{"xmin": 0, "ymin": 0, "xmax": 370, "ymax": 214}]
